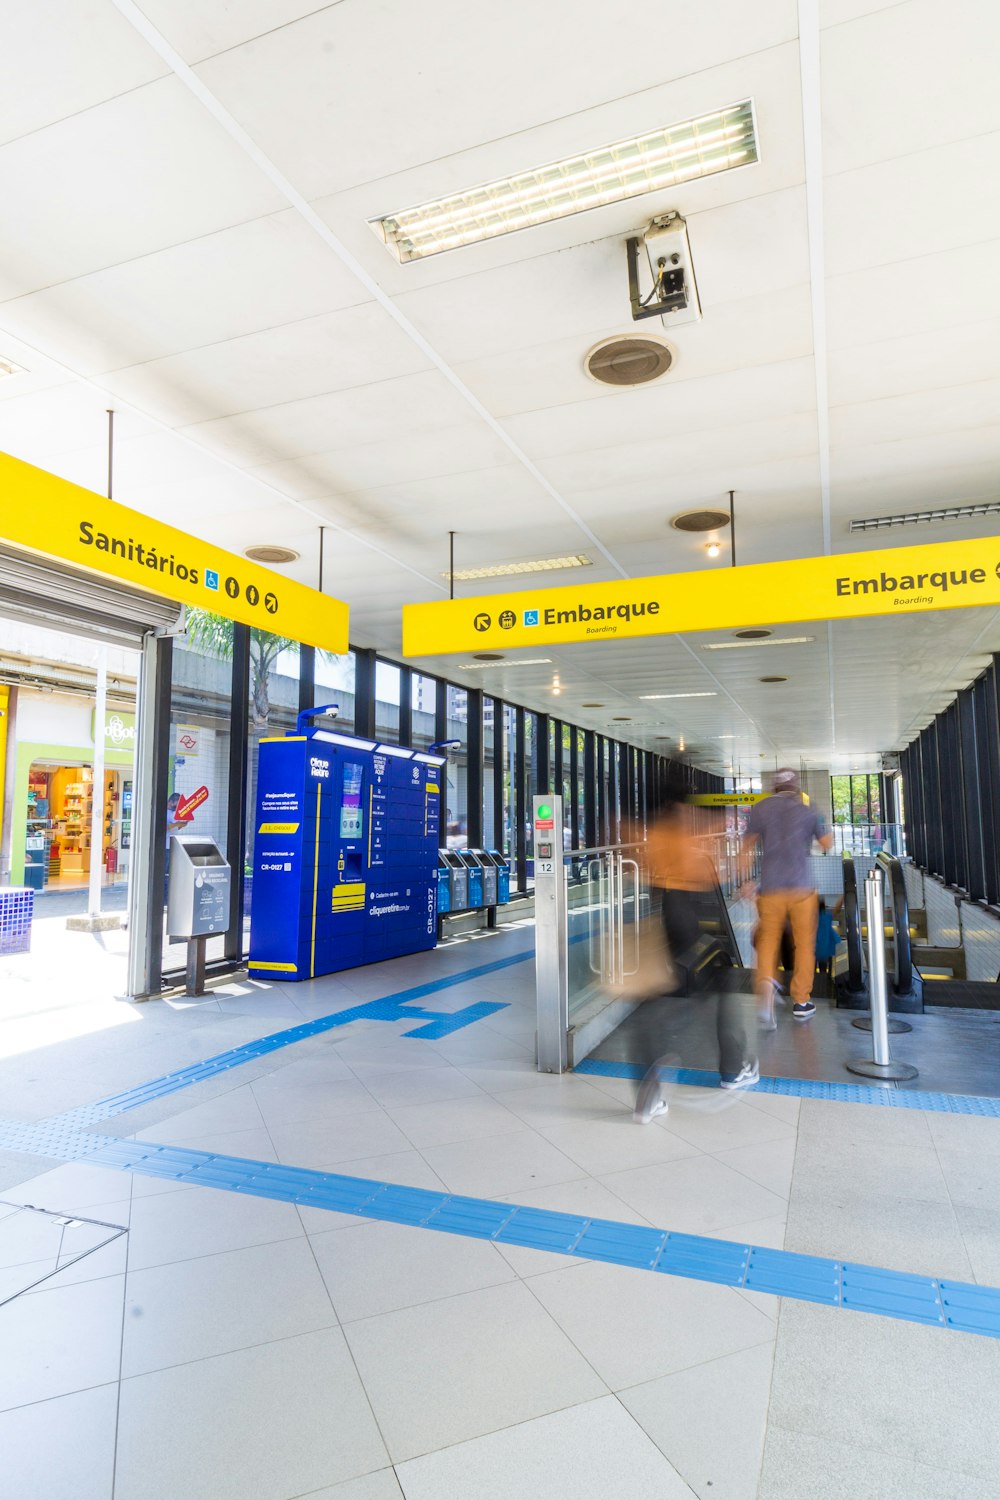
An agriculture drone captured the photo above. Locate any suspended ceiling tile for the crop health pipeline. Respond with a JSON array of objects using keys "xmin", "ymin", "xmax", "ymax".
[
  {"xmin": 254, "ymin": 424, "xmax": 518, "ymax": 493},
  {"xmin": 196, "ymin": 0, "xmax": 797, "ymax": 202},
  {"xmin": 0, "ymin": 210, "xmax": 370, "ymax": 376},
  {"xmin": 180, "ymin": 368, "xmax": 483, "ymax": 467},
  {"xmin": 99, "ymin": 303, "xmax": 433, "ymax": 427},
  {"xmin": 821, "ymin": 0, "xmax": 1000, "ymax": 177},
  {"xmin": 0, "ymin": 78, "xmax": 284, "ymax": 301},
  {"xmin": 831, "ymin": 379, "xmax": 1000, "ymax": 452},
  {"xmin": 827, "ymin": 319, "xmax": 1000, "ymax": 408},
  {"xmin": 819, "ymin": 0, "xmax": 905, "ymax": 26},
  {"xmin": 826, "ymin": 239, "xmax": 1000, "ymax": 351},
  {"xmin": 538, "ymin": 410, "xmax": 819, "ymax": 492},
  {"xmin": 133, "ymin": 0, "xmax": 351, "ymax": 64},
  {"xmin": 0, "ymin": 383, "xmax": 157, "ymax": 465},
  {"xmin": 0, "ymin": 0, "xmax": 168, "ymax": 147},
  {"xmin": 825, "ymin": 134, "xmax": 1000, "ymax": 278},
  {"xmin": 503, "ymin": 358, "xmax": 817, "ymax": 462}
]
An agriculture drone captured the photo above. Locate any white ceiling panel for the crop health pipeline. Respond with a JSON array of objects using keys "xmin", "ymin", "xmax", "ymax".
[
  {"xmin": 831, "ymin": 379, "xmax": 1000, "ymax": 452},
  {"xmin": 249, "ymin": 423, "xmax": 518, "ymax": 494},
  {"xmin": 197, "ymin": 0, "xmax": 796, "ymax": 202},
  {"xmin": 181, "ymin": 368, "xmax": 483, "ymax": 467},
  {"xmin": 821, "ymin": 0, "xmax": 1000, "ymax": 176},
  {"xmin": 540, "ymin": 411, "xmax": 819, "ymax": 494},
  {"xmin": 0, "ymin": 210, "xmax": 370, "ymax": 377},
  {"xmin": 99, "ymin": 303, "xmax": 432, "ymax": 426},
  {"xmin": 826, "ymin": 239, "xmax": 1000, "ymax": 350},
  {"xmin": 504, "ymin": 358, "xmax": 817, "ymax": 462},
  {"xmin": 454, "ymin": 283, "xmax": 814, "ymax": 419},
  {"xmin": 0, "ymin": 0, "xmax": 167, "ymax": 146},
  {"xmin": 827, "ymin": 319, "xmax": 1000, "ymax": 408},
  {"xmin": 133, "ymin": 0, "xmax": 350, "ymax": 65},
  {"xmin": 827, "ymin": 465, "xmax": 1000, "ymax": 526},
  {"xmin": 825, "ymin": 133, "xmax": 1000, "ymax": 277},
  {"xmin": 0, "ymin": 78, "xmax": 284, "ymax": 301},
  {"xmin": 819, "ymin": 0, "xmax": 902, "ymax": 26}
]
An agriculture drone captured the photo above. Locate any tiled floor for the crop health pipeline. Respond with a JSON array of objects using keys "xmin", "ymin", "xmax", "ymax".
[{"xmin": 1, "ymin": 923, "xmax": 999, "ymax": 1497}]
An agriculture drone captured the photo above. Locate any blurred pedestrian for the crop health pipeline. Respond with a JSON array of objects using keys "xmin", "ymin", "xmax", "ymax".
[{"xmin": 741, "ymin": 769, "xmax": 833, "ymax": 1025}]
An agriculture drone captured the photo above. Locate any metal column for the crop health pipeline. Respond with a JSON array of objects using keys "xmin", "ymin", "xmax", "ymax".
[
  {"xmin": 126, "ymin": 630, "xmax": 173, "ymax": 1000},
  {"xmin": 533, "ymin": 794, "xmax": 568, "ymax": 1072}
]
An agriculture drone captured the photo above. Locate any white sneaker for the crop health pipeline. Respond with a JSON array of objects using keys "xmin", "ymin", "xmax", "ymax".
[
  {"xmin": 720, "ymin": 1058, "xmax": 760, "ymax": 1091},
  {"xmin": 633, "ymin": 1077, "xmax": 669, "ymax": 1124},
  {"xmin": 756, "ymin": 981, "xmax": 779, "ymax": 1031}
]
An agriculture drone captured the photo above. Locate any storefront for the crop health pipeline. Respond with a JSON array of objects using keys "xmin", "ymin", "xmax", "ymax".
[{"xmin": 8, "ymin": 694, "xmax": 136, "ymax": 893}]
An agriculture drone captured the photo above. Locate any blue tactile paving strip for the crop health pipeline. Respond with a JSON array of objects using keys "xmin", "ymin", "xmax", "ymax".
[
  {"xmin": 72, "ymin": 1136, "xmax": 1000, "ymax": 1340},
  {"xmin": 49, "ymin": 948, "xmax": 532, "ymax": 1129},
  {"xmin": 574, "ymin": 1057, "xmax": 1000, "ymax": 1117}
]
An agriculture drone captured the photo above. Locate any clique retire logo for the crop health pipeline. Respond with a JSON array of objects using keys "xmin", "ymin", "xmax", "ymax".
[{"xmin": 834, "ymin": 561, "xmax": 991, "ymax": 608}]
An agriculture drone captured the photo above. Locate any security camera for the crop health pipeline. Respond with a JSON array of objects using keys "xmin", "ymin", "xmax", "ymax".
[
  {"xmin": 323, "ymin": 706, "xmax": 340, "ymax": 720},
  {"xmin": 626, "ymin": 212, "xmax": 701, "ymax": 328}
]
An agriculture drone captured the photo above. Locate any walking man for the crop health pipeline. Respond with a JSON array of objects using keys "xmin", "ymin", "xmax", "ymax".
[{"xmin": 743, "ymin": 769, "xmax": 833, "ymax": 1024}]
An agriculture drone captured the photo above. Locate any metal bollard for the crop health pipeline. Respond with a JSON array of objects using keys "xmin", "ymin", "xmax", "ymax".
[{"xmin": 848, "ymin": 867, "xmax": 917, "ymax": 1082}]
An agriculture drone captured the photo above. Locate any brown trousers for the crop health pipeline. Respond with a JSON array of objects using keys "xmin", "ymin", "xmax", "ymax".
[{"xmin": 756, "ymin": 890, "xmax": 819, "ymax": 1007}]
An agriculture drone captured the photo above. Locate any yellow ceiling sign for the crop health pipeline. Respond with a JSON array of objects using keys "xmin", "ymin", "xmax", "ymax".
[
  {"xmin": 402, "ymin": 535, "xmax": 1000, "ymax": 656},
  {"xmin": 688, "ymin": 792, "xmax": 766, "ymax": 806},
  {"xmin": 0, "ymin": 451, "xmax": 348, "ymax": 653}
]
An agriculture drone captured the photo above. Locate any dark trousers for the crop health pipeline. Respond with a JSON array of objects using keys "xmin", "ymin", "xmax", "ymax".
[{"xmin": 660, "ymin": 888, "xmax": 748, "ymax": 1076}]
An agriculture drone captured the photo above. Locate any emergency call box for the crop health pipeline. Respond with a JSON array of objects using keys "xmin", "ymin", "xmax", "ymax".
[{"xmin": 248, "ymin": 728, "xmax": 445, "ymax": 981}]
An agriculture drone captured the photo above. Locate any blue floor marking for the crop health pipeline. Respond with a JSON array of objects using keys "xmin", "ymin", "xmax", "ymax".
[
  {"xmin": 574, "ymin": 1057, "xmax": 1000, "ymax": 1117},
  {"xmin": 76, "ymin": 1135, "xmax": 1000, "ymax": 1340},
  {"xmin": 53, "ymin": 946, "xmax": 534, "ymax": 1128}
]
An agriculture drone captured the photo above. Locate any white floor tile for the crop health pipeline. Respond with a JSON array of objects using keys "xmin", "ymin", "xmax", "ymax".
[
  {"xmin": 295, "ymin": 1472, "xmax": 404, "ymax": 1499},
  {"xmin": 344, "ymin": 1280, "xmax": 606, "ymax": 1462},
  {"xmin": 349, "ymin": 1066, "xmax": 484, "ymax": 1109},
  {"xmin": 135, "ymin": 1124, "xmax": 279, "ymax": 1160},
  {"xmin": 396, "ymin": 1394, "xmax": 693, "ymax": 1499},
  {"xmin": 540, "ymin": 1116, "xmax": 702, "ymax": 1176},
  {"xmin": 387, "ymin": 1094, "xmax": 526, "ymax": 1148},
  {"xmin": 492, "ymin": 1078, "xmax": 628, "ymax": 1128},
  {"xmin": 0, "ymin": 1273, "xmax": 124, "ymax": 1411},
  {"xmin": 714, "ymin": 1138, "xmax": 797, "ymax": 1198},
  {"xmin": 115, "ymin": 1329, "xmax": 389, "ymax": 1500},
  {"xmin": 267, "ymin": 1112, "xmax": 411, "ymax": 1169},
  {"xmin": 312, "ymin": 1218, "xmax": 515, "ymax": 1321},
  {"xmin": 127, "ymin": 1183, "xmax": 304, "ymax": 1270},
  {"xmin": 132, "ymin": 1086, "xmax": 264, "ymax": 1142},
  {"xmin": 420, "ymin": 1130, "xmax": 585, "ymax": 1198},
  {"xmin": 621, "ymin": 1342, "xmax": 776, "ymax": 1499},
  {"xmin": 4, "ymin": 1160, "xmax": 132, "ymax": 1213},
  {"xmin": 657, "ymin": 1096, "xmax": 797, "ymax": 1154},
  {"xmin": 123, "ymin": 1237, "xmax": 338, "ymax": 1376},
  {"xmin": 251, "ymin": 1078, "xmax": 384, "ymax": 1129},
  {"xmin": 599, "ymin": 1155, "xmax": 789, "ymax": 1236},
  {"xmin": 0, "ymin": 1382, "xmax": 118, "ymax": 1499},
  {"xmin": 742, "ymin": 1091, "xmax": 802, "ymax": 1125},
  {"xmin": 526, "ymin": 1258, "xmax": 775, "ymax": 1390}
]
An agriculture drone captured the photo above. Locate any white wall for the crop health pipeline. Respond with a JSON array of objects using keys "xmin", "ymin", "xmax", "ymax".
[{"xmin": 15, "ymin": 690, "xmax": 94, "ymax": 749}]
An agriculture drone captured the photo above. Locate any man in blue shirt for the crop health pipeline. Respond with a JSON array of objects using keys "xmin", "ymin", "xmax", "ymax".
[{"xmin": 743, "ymin": 769, "xmax": 833, "ymax": 1024}]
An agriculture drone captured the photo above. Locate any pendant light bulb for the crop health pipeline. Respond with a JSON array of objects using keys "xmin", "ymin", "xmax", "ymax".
[{"xmin": 706, "ymin": 540, "xmax": 721, "ymax": 559}]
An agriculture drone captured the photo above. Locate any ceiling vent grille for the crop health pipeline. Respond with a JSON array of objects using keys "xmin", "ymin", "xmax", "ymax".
[
  {"xmin": 585, "ymin": 337, "xmax": 674, "ymax": 387},
  {"xmin": 671, "ymin": 509, "xmax": 731, "ymax": 533},
  {"xmin": 850, "ymin": 500, "xmax": 1000, "ymax": 532}
]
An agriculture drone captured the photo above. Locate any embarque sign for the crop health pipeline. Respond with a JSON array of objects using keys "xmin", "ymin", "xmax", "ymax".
[
  {"xmin": 0, "ymin": 451, "xmax": 348, "ymax": 652},
  {"xmin": 402, "ymin": 536, "xmax": 1000, "ymax": 656}
]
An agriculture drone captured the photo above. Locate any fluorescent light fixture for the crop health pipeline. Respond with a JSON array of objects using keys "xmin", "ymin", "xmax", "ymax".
[
  {"xmin": 638, "ymin": 691, "xmax": 717, "ymax": 700},
  {"xmin": 375, "ymin": 744, "xmax": 414, "ymax": 759},
  {"xmin": 444, "ymin": 555, "xmax": 591, "ymax": 582},
  {"xmin": 414, "ymin": 752, "xmax": 447, "ymax": 766},
  {"xmin": 851, "ymin": 500, "xmax": 1000, "ymax": 532},
  {"xmin": 702, "ymin": 636, "xmax": 815, "ymax": 650},
  {"xmin": 371, "ymin": 100, "xmax": 758, "ymax": 262},
  {"xmin": 0, "ymin": 357, "xmax": 25, "ymax": 379},
  {"xmin": 460, "ymin": 658, "xmax": 553, "ymax": 670}
]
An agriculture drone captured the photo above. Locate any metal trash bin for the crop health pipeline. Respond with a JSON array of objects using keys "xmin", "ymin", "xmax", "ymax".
[
  {"xmin": 166, "ymin": 835, "xmax": 231, "ymax": 995},
  {"xmin": 456, "ymin": 850, "xmax": 484, "ymax": 908},
  {"xmin": 467, "ymin": 849, "xmax": 497, "ymax": 906},
  {"xmin": 439, "ymin": 850, "xmax": 469, "ymax": 912},
  {"xmin": 437, "ymin": 855, "xmax": 453, "ymax": 915},
  {"xmin": 487, "ymin": 850, "xmax": 511, "ymax": 904}
]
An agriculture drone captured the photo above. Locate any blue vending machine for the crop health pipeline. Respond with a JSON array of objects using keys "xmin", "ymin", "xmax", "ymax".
[{"xmin": 248, "ymin": 726, "xmax": 446, "ymax": 981}]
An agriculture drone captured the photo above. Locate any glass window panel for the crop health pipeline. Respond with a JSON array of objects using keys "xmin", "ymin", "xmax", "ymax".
[
  {"xmin": 314, "ymin": 650, "xmax": 356, "ymax": 734},
  {"xmin": 445, "ymin": 684, "xmax": 468, "ymax": 848},
  {"xmin": 375, "ymin": 660, "xmax": 401, "ymax": 742},
  {"xmin": 503, "ymin": 704, "xmax": 517, "ymax": 861},
  {"xmin": 524, "ymin": 712, "xmax": 536, "ymax": 884},
  {"xmin": 483, "ymin": 696, "xmax": 496, "ymax": 847},
  {"xmin": 411, "ymin": 673, "xmax": 438, "ymax": 750}
]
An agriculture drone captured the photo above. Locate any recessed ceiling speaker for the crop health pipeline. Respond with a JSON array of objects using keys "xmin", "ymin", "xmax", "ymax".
[
  {"xmin": 671, "ymin": 509, "xmax": 731, "ymax": 533},
  {"xmin": 759, "ymin": 675, "xmax": 787, "ymax": 683},
  {"xmin": 244, "ymin": 545, "xmax": 300, "ymax": 564},
  {"xmin": 585, "ymin": 336, "xmax": 674, "ymax": 387},
  {"xmin": 473, "ymin": 653, "xmax": 504, "ymax": 661},
  {"xmin": 735, "ymin": 628, "xmax": 772, "ymax": 639},
  {"xmin": 581, "ymin": 702, "xmax": 606, "ymax": 708}
]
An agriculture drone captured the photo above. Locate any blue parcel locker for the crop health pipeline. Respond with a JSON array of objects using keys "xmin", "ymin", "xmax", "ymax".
[{"xmin": 248, "ymin": 729, "xmax": 446, "ymax": 981}]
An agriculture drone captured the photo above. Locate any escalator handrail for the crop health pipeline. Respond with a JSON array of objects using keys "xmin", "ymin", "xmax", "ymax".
[
  {"xmin": 842, "ymin": 855, "xmax": 864, "ymax": 992},
  {"xmin": 876, "ymin": 851, "xmax": 913, "ymax": 995}
]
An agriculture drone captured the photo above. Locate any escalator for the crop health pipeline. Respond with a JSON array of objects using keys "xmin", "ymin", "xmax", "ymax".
[{"xmin": 839, "ymin": 852, "xmax": 1000, "ymax": 1012}]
